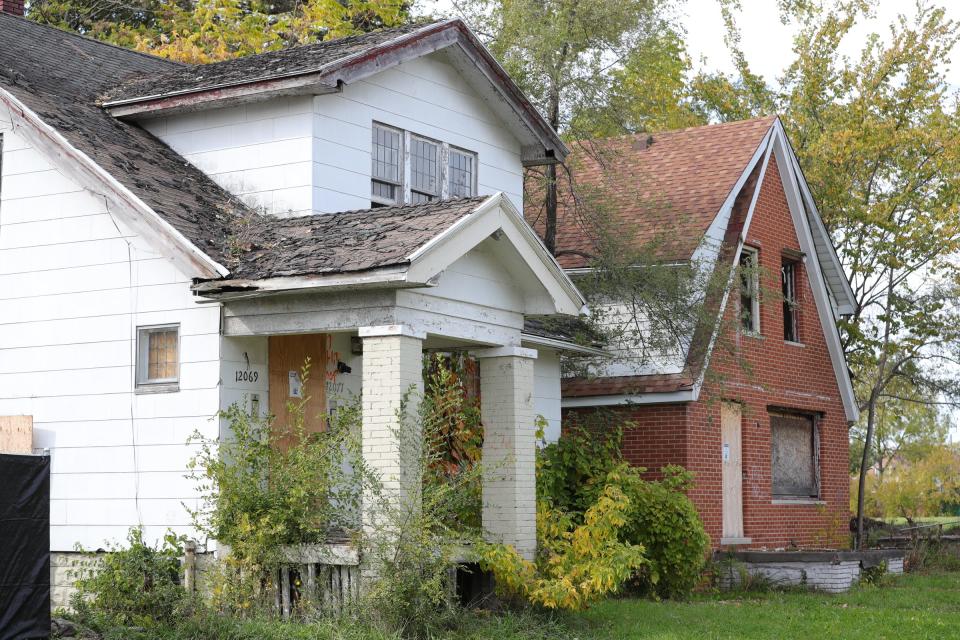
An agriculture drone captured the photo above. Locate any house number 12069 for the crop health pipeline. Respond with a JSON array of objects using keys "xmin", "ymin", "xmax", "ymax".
[{"xmin": 235, "ymin": 370, "xmax": 259, "ymax": 383}]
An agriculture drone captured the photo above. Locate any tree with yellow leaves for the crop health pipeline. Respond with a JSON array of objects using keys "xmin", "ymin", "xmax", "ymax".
[{"xmin": 28, "ymin": 0, "xmax": 410, "ymax": 63}]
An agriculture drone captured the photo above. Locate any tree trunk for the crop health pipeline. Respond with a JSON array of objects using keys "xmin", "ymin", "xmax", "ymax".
[
  {"xmin": 542, "ymin": 75, "xmax": 562, "ymax": 255},
  {"xmin": 855, "ymin": 393, "xmax": 877, "ymax": 549}
]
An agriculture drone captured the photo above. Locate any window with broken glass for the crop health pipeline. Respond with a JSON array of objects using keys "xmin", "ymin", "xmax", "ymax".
[
  {"xmin": 410, "ymin": 136, "xmax": 440, "ymax": 203},
  {"xmin": 739, "ymin": 247, "xmax": 760, "ymax": 335},
  {"xmin": 448, "ymin": 147, "xmax": 476, "ymax": 198},
  {"xmin": 782, "ymin": 259, "xmax": 800, "ymax": 342}
]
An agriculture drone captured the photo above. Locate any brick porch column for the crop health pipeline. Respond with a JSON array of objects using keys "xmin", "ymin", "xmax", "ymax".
[
  {"xmin": 359, "ymin": 325, "xmax": 425, "ymax": 533},
  {"xmin": 476, "ymin": 346, "xmax": 538, "ymax": 561}
]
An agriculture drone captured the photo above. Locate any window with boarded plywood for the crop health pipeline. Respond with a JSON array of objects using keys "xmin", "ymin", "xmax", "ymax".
[{"xmin": 770, "ymin": 412, "xmax": 820, "ymax": 498}]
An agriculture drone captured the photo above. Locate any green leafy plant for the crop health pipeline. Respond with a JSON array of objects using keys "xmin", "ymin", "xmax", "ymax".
[
  {"xmin": 69, "ymin": 528, "xmax": 190, "ymax": 629},
  {"xmin": 479, "ymin": 471, "xmax": 647, "ymax": 611},
  {"xmin": 360, "ymin": 357, "xmax": 488, "ymax": 638},
  {"xmin": 537, "ymin": 420, "xmax": 709, "ymax": 599},
  {"xmin": 187, "ymin": 359, "xmax": 371, "ymax": 614}
]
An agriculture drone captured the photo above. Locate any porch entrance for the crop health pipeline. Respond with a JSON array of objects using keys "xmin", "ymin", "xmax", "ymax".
[{"xmin": 721, "ymin": 401, "xmax": 746, "ymax": 543}]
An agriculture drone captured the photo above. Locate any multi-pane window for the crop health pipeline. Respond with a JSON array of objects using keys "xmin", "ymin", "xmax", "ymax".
[
  {"xmin": 370, "ymin": 122, "xmax": 477, "ymax": 206},
  {"xmin": 371, "ymin": 124, "xmax": 402, "ymax": 206},
  {"xmin": 739, "ymin": 247, "xmax": 760, "ymax": 334},
  {"xmin": 137, "ymin": 325, "xmax": 179, "ymax": 390},
  {"xmin": 410, "ymin": 136, "xmax": 440, "ymax": 203},
  {"xmin": 770, "ymin": 413, "xmax": 819, "ymax": 499},
  {"xmin": 448, "ymin": 148, "xmax": 476, "ymax": 198},
  {"xmin": 782, "ymin": 259, "xmax": 799, "ymax": 342}
]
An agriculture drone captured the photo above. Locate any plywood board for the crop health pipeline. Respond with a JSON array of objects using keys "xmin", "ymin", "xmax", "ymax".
[
  {"xmin": 0, "ymin": 415, "xmax": 33, "ymax": 453},
  {"xmin": 721, "ymin": 402, "xmax": 743, "ymax": 539},
  {"xmin": 268, "ymin": 334, "xmax": 328, "ymax": 451}
]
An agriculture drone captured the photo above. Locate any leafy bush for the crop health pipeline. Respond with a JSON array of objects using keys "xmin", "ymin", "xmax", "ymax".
[
  {"xmin": 537, "ymin": 420, "xmax": 710, "ymax": 599},
  {"xmin": 70, "ymin": 528, "xmax": 190, "ymax": 629},
  {"xmin": 187, "ymin": 360, "xmax": 370, "ymax": 613},
  {"xmin": 360, "ymin": 356, "xmax": 488, "ymax": 638},
  {"xmin": 613, "ymin": 464, "xmax": 710, "ymax": 598},
  {"xmin": 479, "ymin": 474, "xmax": 647, "ymax": 610}
]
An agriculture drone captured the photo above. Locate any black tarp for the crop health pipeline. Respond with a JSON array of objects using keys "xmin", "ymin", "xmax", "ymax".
[{"xmin": 0, "ymin": 453, "xmax": 50, "ymax": 640}]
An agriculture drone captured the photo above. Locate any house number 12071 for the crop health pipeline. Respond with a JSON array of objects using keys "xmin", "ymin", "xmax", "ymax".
[{"xmin": 235, "ymin": 370, "xmax": 259, "ymax": 383}]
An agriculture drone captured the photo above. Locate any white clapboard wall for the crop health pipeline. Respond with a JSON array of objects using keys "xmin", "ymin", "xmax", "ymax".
[
  {"xmin": 141, "ymin": 52, "xmax": 524, "ymax": 217},
  {"xmin": 0, "ymin": 113, "xmax": 222, "ymax": 552}
]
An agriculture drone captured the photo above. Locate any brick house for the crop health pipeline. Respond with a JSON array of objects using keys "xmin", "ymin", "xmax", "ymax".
[{"xmin": 546, "ymin": 117, "xmax": 859, "ymax": 549}]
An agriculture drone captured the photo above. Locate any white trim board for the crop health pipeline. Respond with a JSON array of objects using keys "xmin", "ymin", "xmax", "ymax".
[{"xmin": 0, "ymin": 89, "xmax": 227, "ymax": 280}]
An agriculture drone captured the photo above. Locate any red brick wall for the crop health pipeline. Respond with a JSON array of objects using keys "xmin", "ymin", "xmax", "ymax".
[{"xmin": 563, "ymin": 156, "xmax": 851, "ymax": 549}]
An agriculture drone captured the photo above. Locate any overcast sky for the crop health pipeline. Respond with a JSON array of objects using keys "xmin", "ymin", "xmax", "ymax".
[{"xmin": 427, "ymin": 0, "xmax": 960, "ymax": 90}]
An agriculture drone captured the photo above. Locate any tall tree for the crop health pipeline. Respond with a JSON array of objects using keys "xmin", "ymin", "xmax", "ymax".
[
  {"xmin": 29, "ymin": 0, "xmax": 410, "ymax": 63},
  {"xmin": 694, "ymin": 0, "xmax": 960, "ymax": 547},
  {"xmin": 448, "ymin": 0, "xmax": 684, "ymax": 253}
]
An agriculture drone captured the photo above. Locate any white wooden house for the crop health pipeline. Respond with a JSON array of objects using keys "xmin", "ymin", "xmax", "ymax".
[{"xmin": 0, "ymin": 13, "xmax": 591, "ymax": 603}]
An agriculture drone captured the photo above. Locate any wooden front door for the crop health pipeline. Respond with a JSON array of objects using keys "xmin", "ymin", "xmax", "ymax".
[
  {"xmin": 268, "ymin": 334, "xmax": 328, "ymax": 450},
  {"xmin": 721, "ymin": 401, "xmax": 744, "ymax": 540}
]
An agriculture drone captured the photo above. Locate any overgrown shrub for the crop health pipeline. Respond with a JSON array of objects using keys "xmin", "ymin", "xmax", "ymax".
[
  {"xmin": 479, "ymin": 472, "xmax": 647, "ymax": 610},
  {"xmin": 537, "ymin": 419, "xmax": 710, "ymax": 599},
  {"xmin": 615, "ymin": 464, "xmax": 710, "ymax": 598},
  {"xmin": 187, "ymin": 360, "xmax": 371, "ymax": 614},
  {"xmin": 359, "ymin": 355, "xmax": 488, "ymax": 638},
  {"xmin": 70, "ymin": 528, "xmax": 191, "ymax": 629}
]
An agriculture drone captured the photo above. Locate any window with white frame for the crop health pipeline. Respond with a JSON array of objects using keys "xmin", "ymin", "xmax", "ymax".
[
  {"xmin": 136, "ymin": 325, "xmax": 179, "ymax": 390},
  {"xmin": 782, "ymin": 258, "xmax": 800, "ymax": 343},
  {"xmin": 448, "ymin": 147, "xmax": 476, "ymax": 198},
  {"xmin": 370, "ymin": 122, "xmax": 477, "ymax": 206},
  {"xmin": 371, "ymin": 123, "xmax": 403, "ymax": 206},
  {"xmin": 410, "ymin": 136, "xmax": 440, "ymax": 203},
  {"xmin": 739, "ymin": 247, "xmax": 760, "ymax": 335}
]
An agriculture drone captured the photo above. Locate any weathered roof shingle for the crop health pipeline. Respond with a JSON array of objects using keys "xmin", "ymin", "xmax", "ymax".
[{"xmin": 529, "ymin": 116, "xmax": 776, "ymax": 269}]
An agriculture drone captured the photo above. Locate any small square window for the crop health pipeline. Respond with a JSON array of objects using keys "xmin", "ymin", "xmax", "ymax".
[
  {"xmin": 137, "ymin": 325, "xmax": 179, "ymax": 391},
  {"xmin": 448, "ymin": 148, "xmax": 476, "ymax": 198},
  {"xmin": 739, "ymin": 247, "xmax": 760, "ymax": 335}
]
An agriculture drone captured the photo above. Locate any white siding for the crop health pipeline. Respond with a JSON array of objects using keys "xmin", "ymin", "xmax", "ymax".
[
  {"xmin": 313, "ymin": 52, "xmax": 524, "ymax": 212},
  {"xmin": 140, "ymin": 52, "xmax": 525, "ymax": 218},
  {"xmin": 0, "ymin": 118, "xmax": 222, "ymax": 551},
  {"xmin": 141, "ymin": 97, "xmax": 315, "ymax": 217},
  {"xmin": 533, "ymin": 350, "xmax": 562, "ymax": 443}
]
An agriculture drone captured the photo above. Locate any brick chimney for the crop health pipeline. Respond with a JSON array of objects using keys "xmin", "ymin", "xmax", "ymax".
[{"xmin": 0, "ymin": 0, "xmax": 24, "ymax": 16}]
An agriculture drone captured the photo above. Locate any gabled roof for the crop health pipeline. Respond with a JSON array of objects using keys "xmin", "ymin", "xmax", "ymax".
[
  {"xmin": 99, "ymin": 19, "xmax": 567, "ymax": 165},
  {"xmin": 553, "ymin": 117, "xmax": 859, "ymax": 421},
  {"xmin": 222, "ymin": 196, "xmax": 489, "ymax": 282},
  {"xmin": 193, "ymin": 193, "xmax": 587, "ymax": 317},
  {"xmin": 540, "ymin": 116, "xmax": 776, "ymax": 268},
  {"xmin": 0, "ymin": 14, "xmax": 251, "ymax": 274}
]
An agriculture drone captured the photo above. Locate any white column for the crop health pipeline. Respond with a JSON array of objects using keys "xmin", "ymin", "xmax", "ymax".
[
  {"xmin": 477, "ymin": 346, "xmax": 538, "ymax": 561},
  {"xmin": 359, "ymin": 325, "xmax": 425, "ymax": 530}
]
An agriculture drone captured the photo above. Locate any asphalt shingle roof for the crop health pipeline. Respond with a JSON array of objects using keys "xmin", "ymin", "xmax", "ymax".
[
  {"xmin": 0, "ymin": 16, "xmax": 486, "ymax": 281},
  {"xmin": 529, "ymin": 116, "xmax": 776, "ymax": 269},
  {"xmin": 227, "ymin": 196, "xmax": 488, "ymax": 281},
  {"xmin": 100, "ymin": 21, "xmax": 440, "ymax": 105},
  {"xmin": 0, "ymin": 14, "xmax": 250, "ymax": 267}
]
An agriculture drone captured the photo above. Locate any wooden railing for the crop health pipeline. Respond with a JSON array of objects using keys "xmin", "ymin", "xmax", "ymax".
[{"xmin": 275, "ymin": 543, "xmax": 361, "ymax": 618}]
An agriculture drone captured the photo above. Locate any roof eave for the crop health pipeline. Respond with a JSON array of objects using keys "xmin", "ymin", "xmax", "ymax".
[
  {"xmin": 191, "ymin": 264, "xmax": 423, "ymax": 299},
  {"xmin": 102, "ymin": 19, "xmax": 567, "ymax": 164}
]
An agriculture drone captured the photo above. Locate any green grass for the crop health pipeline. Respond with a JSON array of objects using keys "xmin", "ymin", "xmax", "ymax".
[
  {"xmin": 882, "ymin": 516, "xmax": 960, "ymax": 529},
  {"xmin": 65, "ymin": 572, "xmax": 960, "ymax": 640},
  {"xmin": 566, "ymin": 571, "xmax": 960, "ymax": 640}
]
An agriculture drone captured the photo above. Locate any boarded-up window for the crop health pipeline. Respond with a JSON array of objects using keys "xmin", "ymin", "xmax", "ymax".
[
  {"xmin": 770, "ymin": 413, "xmax": 819, "ymax": 498},
  {"xmin": 137, "ymin": 325, "xmax": 179, "ymax": 390}
]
